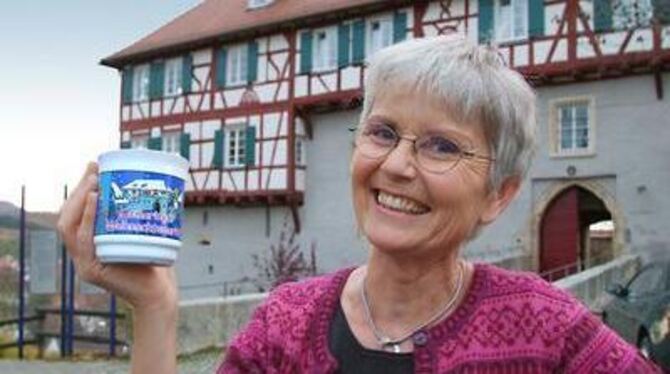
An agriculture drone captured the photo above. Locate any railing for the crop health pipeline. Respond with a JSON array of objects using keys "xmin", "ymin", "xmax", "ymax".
[
  {"xmin": 0, "ymin": 308, "xmax": 127, "ymax": 356},
  {"xmin": 539, "ymin": 252, "xmax": 617, "ymax": 282}
]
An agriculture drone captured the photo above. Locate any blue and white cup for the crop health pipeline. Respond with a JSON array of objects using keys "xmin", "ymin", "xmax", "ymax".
[{"xmin": 94, "ymin": 149, "xmax": 189, "ymax": 266}]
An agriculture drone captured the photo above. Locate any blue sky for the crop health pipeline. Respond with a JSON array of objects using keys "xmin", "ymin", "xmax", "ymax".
[{"xmin": 0, "ymin": 0, "xmax": 201, "ymax": 211}]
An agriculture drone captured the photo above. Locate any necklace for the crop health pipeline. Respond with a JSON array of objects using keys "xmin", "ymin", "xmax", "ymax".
[{"xmin": 360, "ymin": 261, "xmax": 465, "ymax": 353}]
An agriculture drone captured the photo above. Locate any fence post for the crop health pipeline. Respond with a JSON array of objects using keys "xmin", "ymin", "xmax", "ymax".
[
  {"xmin": 67, "ymin": 259, "xmax": 75, "ymax": 355},
  {"xmin": 60, "ymin": 185, "xmax": 68, "ymax": 357},
  {"xmin": 18, "ymin": 186, "xmax": 26, "ymax": 359},
  {"xmin": 109, "ymin": 294, "xmax": 116, "ymax": 357}
]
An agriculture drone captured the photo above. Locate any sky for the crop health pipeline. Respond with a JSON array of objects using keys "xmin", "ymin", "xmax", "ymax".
[{"xmin": 0, "ymin": 0, "xmax": 202, "ymax": 212}]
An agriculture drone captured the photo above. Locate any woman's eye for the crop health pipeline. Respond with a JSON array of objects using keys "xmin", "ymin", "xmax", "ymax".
[
  {"xmin": 422, "ymin": 136, "xmax": 461, "ymax": 155},
  {"xmin": 367, "ymin": 124, "xmax": 397, "ymax": 142}
]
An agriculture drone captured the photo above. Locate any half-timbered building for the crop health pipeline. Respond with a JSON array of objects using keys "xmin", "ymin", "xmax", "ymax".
[{"xmin": 101, "ymin": 0, "xmax": 670, "ymax": 298}]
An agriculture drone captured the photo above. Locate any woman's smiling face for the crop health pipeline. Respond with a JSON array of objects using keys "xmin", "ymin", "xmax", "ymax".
[{"xmin": 351, "ymin": 83, "xmax": 507, "ymax": 258}]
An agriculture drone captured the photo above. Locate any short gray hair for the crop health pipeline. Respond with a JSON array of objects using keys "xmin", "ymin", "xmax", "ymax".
[{"xmin": 361, "ymin": 35, "xmax": 536, "ymax": 190}]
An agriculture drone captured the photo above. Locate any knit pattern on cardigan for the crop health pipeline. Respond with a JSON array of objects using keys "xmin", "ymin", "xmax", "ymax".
[{"xmin": 218, "ymin": 263, "xmax": 661, "ymax": 373}]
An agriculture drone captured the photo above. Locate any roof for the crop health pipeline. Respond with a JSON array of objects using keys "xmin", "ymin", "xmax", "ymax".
[{"xmin": 101, "ymin": 0, "xmax": 395, "ymax": 68}]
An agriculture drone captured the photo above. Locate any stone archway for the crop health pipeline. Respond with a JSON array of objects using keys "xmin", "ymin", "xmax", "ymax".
[{"xmin": 530, "ymin": 180, "xmax": 627, "ymax": 278}]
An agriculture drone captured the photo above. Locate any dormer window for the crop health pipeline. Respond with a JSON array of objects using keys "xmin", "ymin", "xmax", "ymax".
[{"xmin": 248, "ymin": 0, "xmax": 274, "ymax": 10}]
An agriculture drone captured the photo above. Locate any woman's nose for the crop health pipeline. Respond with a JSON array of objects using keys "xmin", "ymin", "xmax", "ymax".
[{"xmin": 379, "ymin": 139, "xmax": 418, "ymax": 179}]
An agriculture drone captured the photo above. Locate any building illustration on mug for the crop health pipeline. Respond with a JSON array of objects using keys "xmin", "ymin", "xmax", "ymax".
[{"xmin": 109, "ymin": 179, "xmax": 183, "ymax": 223}]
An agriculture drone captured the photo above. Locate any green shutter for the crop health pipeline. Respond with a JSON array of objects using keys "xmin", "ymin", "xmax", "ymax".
[
  {"xmin": 216, "ymin": 48, "xmax": 227, "ymax": 88},
  {"xmin": 182, "ymin": 54, "xmax": 193, "ymax": 94},
  {"xmin": 120, "ymin": 141, "xmax": 131, "ymax": 149},
  {"xmin": 393, "ymin": 12, "xmax": 408, "ymax": 42},
  {"xmin": 338, "ymin": 24, "xmax": 351, "ymax": 68},
  {"xmin": 352, "ymin": 20, "xmax": 366, "ymax": 64},
  {"xmin": 148, "ymin": 137, "xmax": 162, "ymax": 150},
  {"xmin": 478, "ymin": 0, "xmax": 494, "ymax": 44},
  {"xmin": 212, "ymin": 130, "xmax": 224, "ymax": 168},
  {"xmin": 528, "ymin": 0, "xmax": 544, "ymax": 37},
  {"xmin": 180, "ymin": 133, "xmax": 191, "ymax": 160},
  {"xmin": 247, "ymin": 41, "xmax": 258, "ymax": 83},
  {"xmin": 245, "ymin": 126, "xmax": 256, "ymax": 167},
  {"xmin": 122, "ymin": 67, "xmax": 133, "ymax": 104},
  {"xmin": 149, "ymin": 62, "xmax": 165, "ymax": 99},
  {"xmin": 300, "ymin": 31, "xmax": 313, "ymax": 74},
  {"xmin": 593, "ymin": 0, "xmax": 613, "ymax": 32},
  {"xmin": 653, "ymin": 0, "xmax": 670, "ymax": 24}
]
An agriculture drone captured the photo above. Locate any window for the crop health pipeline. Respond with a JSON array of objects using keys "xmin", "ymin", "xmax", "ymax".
[
  {"xmin": 613, "ymin": 0, "xmax": 653, "ymax": 29},
  {"xmin": 131, "ymin": 134, "xmax": 149, "ymax": 149},
  {"xmin": 312, "ymin": 27, "xmax": 337, "ymax": 72},
  {"xmin": 164, "ymin": 58, "xmax": 183, "ymax": 97},
  {"xmin": 162, "ymin": 132, "xmax": 181, "ymax": 154},
  {"xmin": 133, "ymin": 64, "xmax": 150, "ymax": 101},
  {"xmin": 227, "ymin": 44, "xmax": 248, "ymax": 86},
  {"xmin": 495, "ymin": 0, "xmax": 528, "ymax": 41},
  {"xmin": 367, "ymin": 16, "xmax": 394, "ymax": 58},
  {"xmin": 551, "ymin": 98, "xmax": 594, "ymax": 156},
  {"xmin": 296, "ymin": 137, "xmax": 306, "ymax": 166},
  {"xmin": 225, "ymin": 125, "xmax": 247, "ymax": 167}
]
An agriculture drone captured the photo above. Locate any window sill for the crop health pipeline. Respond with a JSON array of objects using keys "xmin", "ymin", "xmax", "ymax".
[
  {"xmin": 311, "ymin": 66, "xmax": 338, "ymax": 75},
  {"xmin": 549, "ymin": 150, "xmax": 596, "ymax": 159}
]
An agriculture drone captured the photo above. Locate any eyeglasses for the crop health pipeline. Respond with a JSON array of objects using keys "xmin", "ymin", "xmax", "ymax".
[{"xmin": 351, "ymin": 122, "xmax": 495, "ymax": 174}]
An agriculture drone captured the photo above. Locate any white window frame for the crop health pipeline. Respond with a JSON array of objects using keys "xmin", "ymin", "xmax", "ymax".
[
  {"xmin": 550, "ymin": 97, "xmax": 596, "ymax": 157},
  {"xmin": 312, "ymin": 26, "xmax": 338, "ymax": 72},
  {"xmin": 164, "ymin": 58, "xmax": 183, "ymax": 97},
  {"xmin": 225, "ymin": 124, "xmax": 247, "ymax": 168},
  {"xmin": 132, "ymin": 64, "xmax": 150, "ymax": 102},
  {"xmin": 494, "ymin": 0, "xmax": 528, "ymax": 42},
  {"xmin": 366, "ymin": 15, "xmax": 394, "ymax": 59},
  {"xmin": 131, "ymin": 134, "xmax": 149, "ymax": 149},
  {"xmin": 613, "ymin": 0, "xmax": 653, "ymax": 29},
  {"xmin": 162, "ymin": 131, "xmax": 181, "ymax": 154},
  {"xmin": 227, "ymin": 44, "xmax": 248, "ymax": 87}
]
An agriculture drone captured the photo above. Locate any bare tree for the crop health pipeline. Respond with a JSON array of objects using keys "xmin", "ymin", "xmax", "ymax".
[{"xmin": 251, "ymin": 216, "xmax": 317, "ymax": 291}]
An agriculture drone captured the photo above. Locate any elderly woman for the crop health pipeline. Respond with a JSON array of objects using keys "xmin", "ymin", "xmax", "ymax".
[{"xmin": 59, "ymin": 36, "xmax": 660, "ymax": 373}]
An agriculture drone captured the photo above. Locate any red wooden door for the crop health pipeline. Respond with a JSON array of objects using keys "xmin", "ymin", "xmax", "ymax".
[{"xmin": 540, "ymin": 187, "xmax": 580, "ymax": 281}]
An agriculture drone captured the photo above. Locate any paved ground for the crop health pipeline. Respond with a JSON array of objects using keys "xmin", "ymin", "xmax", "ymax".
[{"xmin": 0, "ymin": 349, "xmax": 222, "ymax": 373}]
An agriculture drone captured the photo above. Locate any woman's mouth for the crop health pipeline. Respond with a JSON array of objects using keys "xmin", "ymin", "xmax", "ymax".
[{"xmin": 374, "ymin": 190, "xmax": 430, "ymax": 215}]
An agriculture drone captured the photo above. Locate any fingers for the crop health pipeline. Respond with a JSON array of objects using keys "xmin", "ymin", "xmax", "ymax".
[
  {"xmin": 75, "ymin": 191, "xmax": 98, "ymax": 263},
  {"xmin": 58, "ymin": 162, "xmax": 98, "ymax": 237}
]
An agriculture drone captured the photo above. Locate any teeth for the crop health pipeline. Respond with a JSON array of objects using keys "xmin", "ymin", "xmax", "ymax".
[{"xmin": 376, "ymin": 191, "xmax": 429, "ymax": 214}]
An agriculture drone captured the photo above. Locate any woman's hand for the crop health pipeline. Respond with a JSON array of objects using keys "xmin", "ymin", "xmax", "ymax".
[{"xmin": 57, "ymin": 162, "xmax": 177, "ymax": 373}]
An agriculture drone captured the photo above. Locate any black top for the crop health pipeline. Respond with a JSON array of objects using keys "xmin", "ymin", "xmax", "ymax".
[{"xmin": 328, "ymin": 302, "xmax": 414, "ymax": 374}]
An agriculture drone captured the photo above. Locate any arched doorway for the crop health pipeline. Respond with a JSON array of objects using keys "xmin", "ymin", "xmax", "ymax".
[{"xmin": 539, "ymin": 186, "xmax": 613, "ymax": 281}]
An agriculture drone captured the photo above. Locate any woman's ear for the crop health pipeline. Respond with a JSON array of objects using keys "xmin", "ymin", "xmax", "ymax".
[{"xmin": 479, "ymin": 176, "xmax": 521, "ymax": 225}]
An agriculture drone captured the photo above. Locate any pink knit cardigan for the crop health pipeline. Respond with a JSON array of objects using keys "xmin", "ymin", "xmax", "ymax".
[{"xmin": 218, "ymin": 263, "xmax": 661, "ymax": 373}]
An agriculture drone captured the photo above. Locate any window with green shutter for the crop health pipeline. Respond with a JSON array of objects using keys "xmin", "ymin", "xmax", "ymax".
[
  {"xmin": 594, "ymin": 0, "xmax": 613, "ymax": 32},
  {"xmin": 528, "ymin": 0, "xmax": 544, "ymax": 37},
  {"xmin": 148, "ymin": 137, "xmax": 162, "ymax": 151},
  {"xmin": 180, "ymin": 133, "xmax": 191, "ymax": 160},
  {"xmin": 300, "ymin": 31, "xmax": 313, "ymax": 74},
  {"xmin": 338, "ymin": 24, "xmax": 351, "ymax": 68},
  {"xmin": 247, "ymin": 41, "xmax": 258, "ymax": 83},
  {"xmin": 216, "ymin": 49, "xmax": 227, "ymax": 88},
  {"xmin": 122, "ymin": 67, "xmax": 133, "ymax": 104},
  {"xmin": 120, "ymin": 141, "xmax": 131, "ymax": 149},
  {"xmin": 654, "ymin": 0, "xmax": 670, "ymax": 24},
  {"xmin": 245, "ymin": 126, "xmax": 256, "ymax": 166},
  {"xmin": 479, "ymin": 0, "xmax": 494, "ymax": 43},
  {"xmin": 149, "ymin": 62, "xmax": 165, "ymax": 100},
  {"xmin": 352, "ymin": 20, "xmax": 366, "ymax": 64},
  {"xmin": 212, "ymin": 130, "xmax": 224, "ymax": 168},
  {"xmin": 182, "ymin": 54, "xmax": 193, "ymax": 94},
  {"xmin": 393, "ymin": 12, "xmax": 408, "ymax": 42}
]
